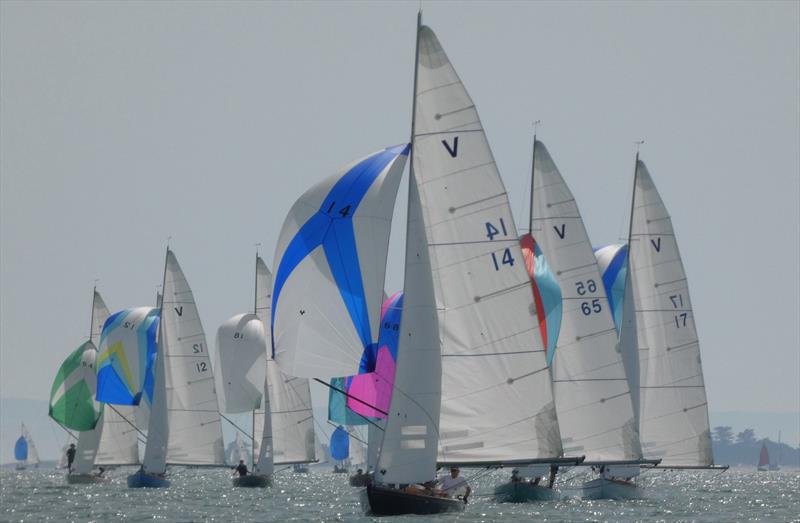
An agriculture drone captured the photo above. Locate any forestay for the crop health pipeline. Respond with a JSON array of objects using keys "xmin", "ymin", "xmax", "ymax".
[
  {"xmin": 630, "ymin": 160, "xmax": 712, "ymax": 466},
  {"xmin": 214, "ymin": 313, "xmax": 266, "ymax": 413},
  {"xmin": 531, "ymin": 140, "xmax": 641, "ymax": 461},
  {"xmin": 412, "ymin": 25, "xmax": 560, "ymax": 465},
  {"xmin": 272, "ymin": 145, "xmax": 408, "ymax": 379}
]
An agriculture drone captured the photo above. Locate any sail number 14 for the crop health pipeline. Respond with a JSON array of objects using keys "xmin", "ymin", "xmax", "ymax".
[{"xmin": 486, "ymin": 219, "xmax": 516, "ymax": 271}]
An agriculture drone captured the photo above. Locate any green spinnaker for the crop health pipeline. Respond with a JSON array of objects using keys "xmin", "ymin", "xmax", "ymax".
[{"xmin": 49, "ymin": 341, "xmax": 102, "ymax": 431}]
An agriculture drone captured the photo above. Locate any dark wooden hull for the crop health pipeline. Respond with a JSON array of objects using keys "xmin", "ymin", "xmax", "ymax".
[
  {"xmin": 349, "ymin": 473, "xmax": 372, "ymax": 487},
  {"xmin": 361, "ymin": 484, "xmax": 465, "ymax": 516},
  {"xmin": 232, "ymin": 474, "xmax": 271, "ymax": 488}
]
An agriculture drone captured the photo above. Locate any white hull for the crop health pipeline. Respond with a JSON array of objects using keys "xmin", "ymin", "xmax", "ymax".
[{"xmin": 582, "ymin": 478, "xmax": 643, "ymax": 500}]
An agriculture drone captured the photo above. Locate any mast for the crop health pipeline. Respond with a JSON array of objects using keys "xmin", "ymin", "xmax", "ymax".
[
  {"xmin": 379, "ymin": 8, "xmax": 421, "ymax": 458},
  {"xmin": 626, "ymin": 145, "xmax": 642, "ymax": 253},
  {"xmin": 89, "ymin": 285, "xmax": 96, "ymax": 341},
  {"xmin": 252, "ymin": 250, "xmax": 258, "ymax": 467},
  {"xmin": 527, "ymin": 123, "xmax": 539, "ymax": 234},
  {"xmin": 410, "ymin": 10, "xmax": 421, "ymax": 165},
  {"xmin": 142, "ymin": 245, "xmax": 170, "ymax": 474},
  {"xmin": 253, "ymin": 250, "xmax": 259, "ymax": 315}
]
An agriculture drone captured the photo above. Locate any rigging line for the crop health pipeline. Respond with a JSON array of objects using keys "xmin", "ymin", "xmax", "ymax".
[
  {"xmin": 107, "ymin": 404, "xmax": 147, "ymax": 441},
  {"xmin": 219, "ymin": 413, "xmax": 254, "ymax": 442},
  {"xmin": 52, "ymin": 420, "xmax": 78, "ymax": 442},
  {"xmin": 313, "ymin": 377, "xmax": 388, "ymax": 418}
]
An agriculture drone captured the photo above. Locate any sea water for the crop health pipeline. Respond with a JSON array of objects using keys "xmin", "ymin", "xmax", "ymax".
[{"xmin": 1, "ymin": 467, "xmax": 797, "ymax": 522}]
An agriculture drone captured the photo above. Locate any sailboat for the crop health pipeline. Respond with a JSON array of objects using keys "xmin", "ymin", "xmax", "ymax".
[
  {"xmin": 758, "ymin": 442, "xmax": 770, "ymax": 471},
  {"xmin": 625, "ymin": 157, "xmax": 725, "ymax": 472},
  {"xmin": 14, "ymin": 424, "xmax": 39, "ymax": 470},
  {"xmin": 268, "ymin": 137, "xmax": 412, "ymax": 507},
  {"xmin": 366, "ymin": 14, "xmax": 578, "ymax": 513},
  {"xmin": 125, "ymin": 248, "xmax": 225, "ymax": 488},
  {"xmin": 49, "ymin": 318, "xmax": 104, "ymax": 482},
  {"xmin": 214, "ymin": 292, "xmax": 268, "ymax": 486},
  {"xmin": 528, "ymin": 138, "xmax": 656, "ymax": 500},
  {"xmin": 225, "ymin": 254, "xmax": 320, "ymax": 487},
  {"xmin": 49, "ymin": 288, "xmax": 137, "ymax": 483},
  {"xmin": 89, "ymin": 291, "xmax": 141, "ymax": 470}
]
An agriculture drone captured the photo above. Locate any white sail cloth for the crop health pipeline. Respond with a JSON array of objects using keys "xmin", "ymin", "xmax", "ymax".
[
  {"xmin": 253, "ymin": 257, "xmax": 316, "ymax": 473},
  {"xmin": 376, "ymin": 176, "xmax": 441, "ymax": 485},
  {"xmin": 532, "ymin": 141, "xmax": 641, "ymax": 461},
  {"xmin": 143, "ymin": 249, "xmax": 225, "ymax": 473},
  {"xmin": 414, "ymin": 25, "xmax": 560, "ymax": 465},
  {"xmin": 214, "ymin": 313, "xmax": 266, "ymax": 413},
  {"xmin": 272, "ymin": 146, "xmax": 408, "ymax": 379},
  {"xmin": 630, "ymin": 161, "xmax": 712, "ymax": 466}
]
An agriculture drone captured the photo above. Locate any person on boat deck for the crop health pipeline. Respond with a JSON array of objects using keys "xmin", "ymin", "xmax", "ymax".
[
  {"xmin": 437, "ymin": 467, "xmax": 471, "ymax": 502},
  {"xmin": 94, "ymin": 467, "xmax": 105, "ymax": 478},
  {"xmin": 66, "ymin": 443, "xmax": 76, "ymax": 473},
  {"xmin": 511, "ymin": 469, "xmax": 521, "ymax": 482},
  {"xmin": 234, "ymin": 459, "xmax": 248, "ymax": 477}
]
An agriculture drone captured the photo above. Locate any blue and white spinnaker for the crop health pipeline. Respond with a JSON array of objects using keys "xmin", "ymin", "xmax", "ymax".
[
  {"xmin": 96, "ymin": 307, "xmax": 159, "ymax": 406},
  {"xmin": 272, "ymin": 144, "xmax": 409, "ymax": 379}
]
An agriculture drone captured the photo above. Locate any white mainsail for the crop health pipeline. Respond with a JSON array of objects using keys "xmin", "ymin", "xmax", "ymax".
[
  {"xmin": 531, "ymin": 140, "xmax": 641, "ymax": 461},
  {"xmin": 143, "ymin": 249, "xmax": 225, "ymax": 473},
  {"xmin": 630, "ymin": 160, "xmax": 712, "ymax": 466},
  {"xmin": 271, "ymin": 146, "xmax": 408, "ymax": 379},
  {"xmin": 410, "ymin": 25, "xmax": 561, "ymax": 466},
  {"xmin": 214, "ymin": 313, "xmax": 266, "ymax": 414}
]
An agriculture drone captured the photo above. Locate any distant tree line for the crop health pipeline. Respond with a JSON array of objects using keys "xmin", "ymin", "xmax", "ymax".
[{"xmin": 711, "ymin": 426, "xmax": 799, "ymax": 467}]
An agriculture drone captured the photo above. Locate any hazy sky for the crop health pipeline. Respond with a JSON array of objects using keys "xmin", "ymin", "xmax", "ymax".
[{"xmin": 2, "ymin": 0, "xmax": 798, "ymax": 441}]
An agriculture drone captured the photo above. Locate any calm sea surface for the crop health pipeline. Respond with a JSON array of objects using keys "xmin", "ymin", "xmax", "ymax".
[{"xmin": 1, "ymin": 467, "xmax": 798, "ymax": 522}]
